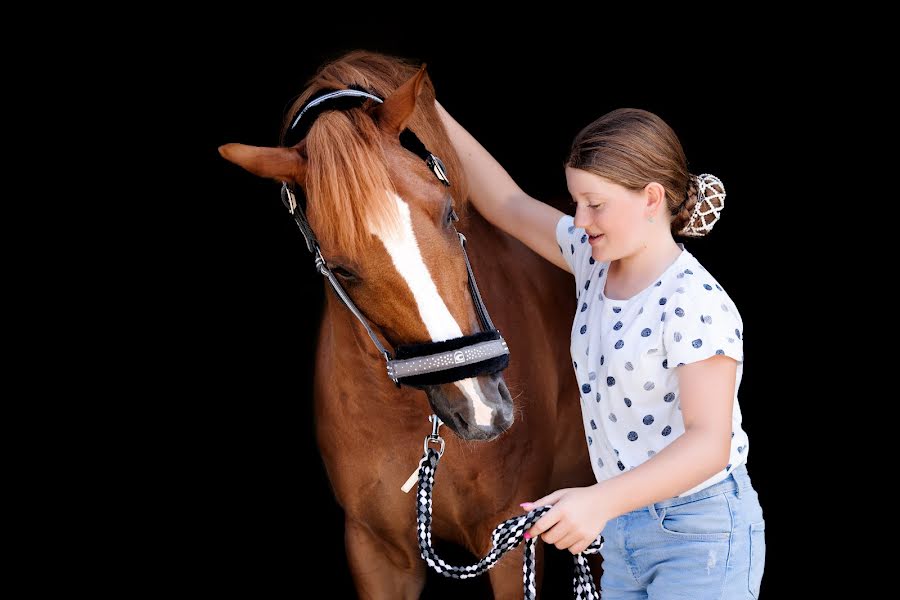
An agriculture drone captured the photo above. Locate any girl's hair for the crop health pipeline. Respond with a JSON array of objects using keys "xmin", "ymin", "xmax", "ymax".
[{"xmin": 566, "ymin": 108, "xmax": 723, "ymax": 237}]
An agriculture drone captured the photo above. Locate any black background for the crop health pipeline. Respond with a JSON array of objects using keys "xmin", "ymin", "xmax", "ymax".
[{"xmin": 190, "ymin": 25, "xmax": 823, "ymax": 598}]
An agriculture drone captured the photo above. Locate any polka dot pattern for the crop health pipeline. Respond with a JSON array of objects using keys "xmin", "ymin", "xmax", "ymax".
[{"xmin": 554, "ymin": 215, "xmax": 749, "ymax": 497}]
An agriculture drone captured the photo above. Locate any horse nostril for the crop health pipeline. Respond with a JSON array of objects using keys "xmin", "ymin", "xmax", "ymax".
[
  {"xmin": 454, "ymin": 412, "xmax": 470, "ymax": 432},
  {"xmin": 497, "ymin": 379, "xmax": 511, "ymax": 402}
]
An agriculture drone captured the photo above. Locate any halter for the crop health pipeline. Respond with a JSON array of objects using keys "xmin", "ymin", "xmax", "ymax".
[{"xmin": 281, "ymin": 87, "xmax": 509, "ymax": 387}]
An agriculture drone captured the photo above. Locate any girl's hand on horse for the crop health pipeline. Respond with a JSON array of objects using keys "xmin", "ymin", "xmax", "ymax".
[{"xmin": 520, "ymin": 484, "xmax": 609, "ymax": 555}]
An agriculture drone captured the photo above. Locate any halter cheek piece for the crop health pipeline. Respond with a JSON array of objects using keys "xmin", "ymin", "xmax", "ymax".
[{"xmin": 281, "ymin": 87, "xmax": 509, "ymax": 388}]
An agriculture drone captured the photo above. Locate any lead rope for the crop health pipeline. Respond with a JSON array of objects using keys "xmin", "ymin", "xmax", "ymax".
[{"xmin": 412, "ymin": 417, "xmax": 603, "ymax": 599}]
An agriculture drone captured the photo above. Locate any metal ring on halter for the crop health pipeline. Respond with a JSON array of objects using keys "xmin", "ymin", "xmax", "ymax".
[
  {"xmin": 426, "ymin": 153, "xmax": 451, "ymax": 186},
  {"xmin": 424, "ymin": 435, "xmax": 445, "ymax": 457}
]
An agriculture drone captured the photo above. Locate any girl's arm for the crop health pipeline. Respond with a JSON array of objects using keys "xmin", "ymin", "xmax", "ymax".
[
  {"xmin": 522, "ymin": 355, "xmax": 737, "ymax": 553},
  {"xmin": 435, "ymin": 101, "xmax": 572, "ymax": 274},
  {"xmin": 596, "ymin": 355, "xmax": 737, "ymax": 517}
]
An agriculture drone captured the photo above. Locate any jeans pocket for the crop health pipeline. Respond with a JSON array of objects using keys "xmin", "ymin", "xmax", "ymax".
[
  {"xmin": 657, "ymin": 492, "xmax": 732, "ymax": 541},
  {"xmin": 749, "ymin": 520, "xmax": 766, "ymax": 598}
]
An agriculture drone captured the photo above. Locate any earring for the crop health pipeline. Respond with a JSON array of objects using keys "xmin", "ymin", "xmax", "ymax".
[{"xmin": 647, "ymin": 215, "xmax": 654, "ymax": 223}]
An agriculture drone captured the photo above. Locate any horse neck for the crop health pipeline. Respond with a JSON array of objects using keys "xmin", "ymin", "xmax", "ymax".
[
  {"xmin": 457, "ymin": 205, "xmax": 514, "ymax": 270},
  {"xmin": 318, "ymin": 289, "xmax": 426, "ymax": 424},
  {"xmin": 459, "ymin": 204, "xmax": 498, "ymax": 242}
]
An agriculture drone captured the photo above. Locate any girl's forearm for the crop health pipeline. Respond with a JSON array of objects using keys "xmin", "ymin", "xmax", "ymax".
[
  {"xmin": 435, "ymin": 100, "xmax": 529, "ymax": 227},
  {"xmin": 592, "ymin": 429, "xmax": 731, "ymax": 520}
]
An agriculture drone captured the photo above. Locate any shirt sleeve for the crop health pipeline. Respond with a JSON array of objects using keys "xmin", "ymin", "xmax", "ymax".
[
  {"xmin": 662, "ymin": 275, "xmax": 745, "ymax": 367},
  {"xmin": 555, "ymin": 214, "xmax": 595, "ymax": 292}
]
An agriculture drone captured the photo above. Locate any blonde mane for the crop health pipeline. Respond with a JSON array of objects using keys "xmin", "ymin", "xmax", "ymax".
[{"xmin": 281, "ymin": 51, "xmax": 470, "ymax": 262}]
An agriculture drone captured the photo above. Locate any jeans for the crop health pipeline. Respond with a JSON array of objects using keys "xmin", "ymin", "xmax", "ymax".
[{"xmin": 598, "ymin": 463, "xmax": 766, "ymax": 599}]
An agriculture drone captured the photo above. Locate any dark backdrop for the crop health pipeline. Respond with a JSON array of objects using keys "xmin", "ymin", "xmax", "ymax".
[{"xmin": 191, "ymin": 27, "xmax": 819, "ymax": 598}]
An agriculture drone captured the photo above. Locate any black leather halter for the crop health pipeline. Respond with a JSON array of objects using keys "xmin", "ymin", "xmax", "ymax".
[{"xmin": 281, "ymin": 87, "xmax": 509, "ymax": 388}]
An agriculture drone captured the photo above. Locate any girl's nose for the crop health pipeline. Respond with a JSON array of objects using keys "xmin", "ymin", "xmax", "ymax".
[{"xmin": 573, "ymin": 205, "xmax": 591, "ymax": 229}]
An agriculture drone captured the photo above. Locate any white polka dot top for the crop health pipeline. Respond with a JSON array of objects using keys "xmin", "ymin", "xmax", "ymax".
[{"xmin": 555, "ymin": 215, "xmax": 750, "ymax": 497}]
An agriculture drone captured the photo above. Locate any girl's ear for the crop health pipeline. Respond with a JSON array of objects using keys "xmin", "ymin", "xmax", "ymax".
[{"xmin": 644, "ymin": 182, "xmax": 666, "ymax": 218}]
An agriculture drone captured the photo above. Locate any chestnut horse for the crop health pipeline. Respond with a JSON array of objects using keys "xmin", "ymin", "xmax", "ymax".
[{"xmin": 220, "ymin": 51, "xmax": 596, "ymax": 599}]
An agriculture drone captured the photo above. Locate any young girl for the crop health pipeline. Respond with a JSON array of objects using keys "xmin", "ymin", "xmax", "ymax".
[{"xmin": 437, "ymin": 103, "xmax": 765, "ymax": 599}]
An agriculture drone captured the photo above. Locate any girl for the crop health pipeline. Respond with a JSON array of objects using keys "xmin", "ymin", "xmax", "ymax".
[{"xmin": 436, "ymin": 102, "xmax": 766, "ymax": 599}]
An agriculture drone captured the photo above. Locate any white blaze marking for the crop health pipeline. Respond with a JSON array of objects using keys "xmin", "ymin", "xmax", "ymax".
[
  {"xmin": 454, "ymin": 377, "xmax": 494, "ymax": 427},
  {"xmin": 370, "ymin": 193, "xmax": 493, "ymax": 426}
]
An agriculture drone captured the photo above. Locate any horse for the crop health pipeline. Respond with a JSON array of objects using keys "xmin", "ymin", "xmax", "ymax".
[{"xmin": 219, "ymin": 50, "xmax": 598, "ymax": 599}]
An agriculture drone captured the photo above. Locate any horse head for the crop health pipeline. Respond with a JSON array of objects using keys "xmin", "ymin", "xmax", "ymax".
[{"xmin": 220, "ymin": 55, "xmax": 513, "ymax": 441}]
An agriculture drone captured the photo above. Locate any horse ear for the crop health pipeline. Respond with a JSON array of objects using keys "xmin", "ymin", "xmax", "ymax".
[
  {"xmin": 218, "ymin": 142, "xmax": 307, "ymax": 185},
  {"xmin": 374, "ymin": 64, "xmax": 428, "ymax": 136}
]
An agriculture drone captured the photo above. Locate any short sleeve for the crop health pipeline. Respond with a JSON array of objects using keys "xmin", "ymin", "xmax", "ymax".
[
  {"xmin": 662, "ymin": 275, "xmax": 745, "ymax": 367},
  {"xmin": 555, "ymin": 214, "xmax": 595, "ymax": 289}
]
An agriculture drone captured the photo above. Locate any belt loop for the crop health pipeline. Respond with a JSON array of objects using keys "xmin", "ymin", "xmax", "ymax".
[
  {"xmin": 647, "ymin": 503, "xmax": 659, "ymax": 519},
  {"xmin": 733, "ymin": 468, "xmax": 742, "ymax": 499}
]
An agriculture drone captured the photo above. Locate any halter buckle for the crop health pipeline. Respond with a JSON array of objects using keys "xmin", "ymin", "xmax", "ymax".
[
  {"xmin": 426, "ymin": 154, "xmax": 451, "ymax": 187},
  {"xmin": 314, "ymin": 248, "xmax": 328, "ymax": 274},
  {"xmin": 281, "ymin": 183, "xmax": 298, "ymax": 214}
]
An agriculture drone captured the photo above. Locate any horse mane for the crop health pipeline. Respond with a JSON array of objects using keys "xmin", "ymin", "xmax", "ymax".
[{"xmin": 281, "ymin": 50, "xmax": 470, "ymax": 263}]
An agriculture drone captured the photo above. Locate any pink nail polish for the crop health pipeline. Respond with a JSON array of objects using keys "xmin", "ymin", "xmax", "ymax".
[{"xmin": 524, "ymin": 532, "xmax": 531, "ymax": 540}]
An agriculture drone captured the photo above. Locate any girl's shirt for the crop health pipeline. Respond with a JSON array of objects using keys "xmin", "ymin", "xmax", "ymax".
[{"xmin": 556, "ymin": 214, "xmax": 749, "ymax": 497}]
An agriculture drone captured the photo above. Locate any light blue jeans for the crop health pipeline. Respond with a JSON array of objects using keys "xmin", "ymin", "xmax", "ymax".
[{"xmin": 598, "ymin": 463, "xmax": 766, "ymax": 599}]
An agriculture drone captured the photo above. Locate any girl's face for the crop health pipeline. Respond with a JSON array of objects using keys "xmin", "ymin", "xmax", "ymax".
[{"xmin": 566, "ymin": 167, "xmax": 651, "ymax": 262}]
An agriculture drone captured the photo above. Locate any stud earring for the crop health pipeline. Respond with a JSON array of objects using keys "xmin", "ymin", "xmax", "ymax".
[{"xmin": 647, "ymin": 215, "xmax": 655, "ymax": 223}]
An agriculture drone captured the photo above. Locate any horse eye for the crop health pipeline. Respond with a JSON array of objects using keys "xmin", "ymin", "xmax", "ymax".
[{"xmin": 330, "ymin": 265, "xmax": 358, "ymax": 281}]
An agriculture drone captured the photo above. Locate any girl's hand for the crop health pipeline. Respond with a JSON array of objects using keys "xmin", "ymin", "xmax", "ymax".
[{"xmin": 520, "ymin": 485, "xmax": 610, "ymax": 555}]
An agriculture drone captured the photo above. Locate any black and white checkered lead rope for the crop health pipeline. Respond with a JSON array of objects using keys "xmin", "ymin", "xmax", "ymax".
[{"xmin": 414, "ymin": 447, "xmax": 604, "ymax": 599}]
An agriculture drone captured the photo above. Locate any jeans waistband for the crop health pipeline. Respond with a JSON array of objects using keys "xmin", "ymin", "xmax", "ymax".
[{"xmin": 646, "ymin": 462, "xmax": 751, "ymax": 517}]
